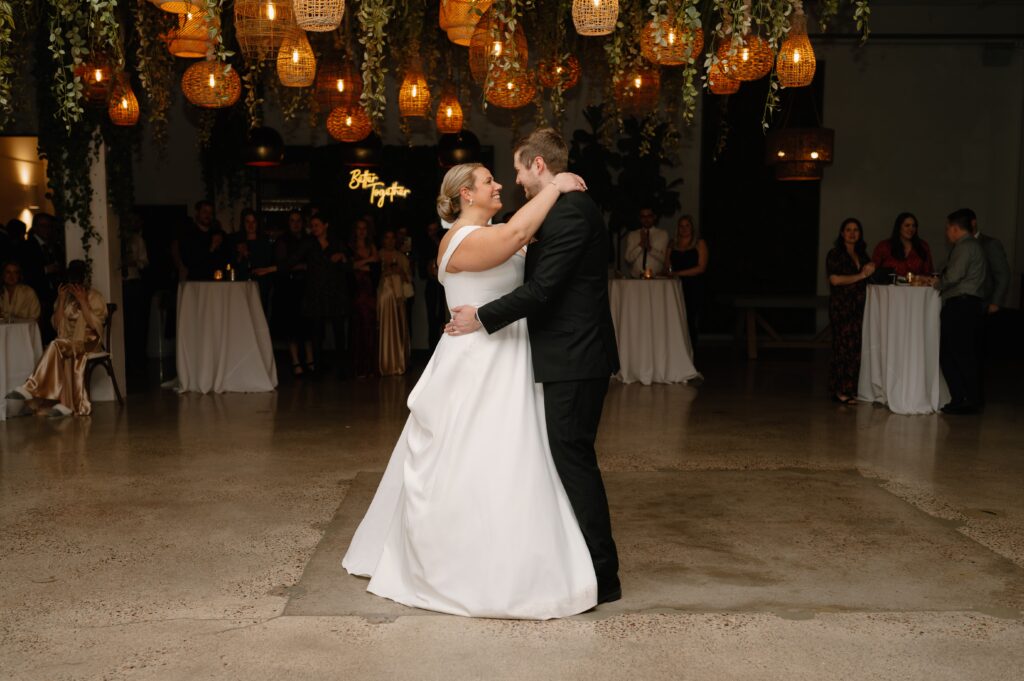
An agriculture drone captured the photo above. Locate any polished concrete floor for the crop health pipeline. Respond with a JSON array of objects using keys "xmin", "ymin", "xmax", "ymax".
[{"xmin": 1, "ymin": 350, "xmax": 1023, "ymax": 680}]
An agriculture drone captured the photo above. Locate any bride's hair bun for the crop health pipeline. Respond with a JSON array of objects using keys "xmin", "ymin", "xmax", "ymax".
[
  {"xmin": 436, "ymin": 194, "xmax": 458, "ymax": 223},
  {"xmin": 437, "ymin": 162, "xmax": 484, "ymax": 223}
]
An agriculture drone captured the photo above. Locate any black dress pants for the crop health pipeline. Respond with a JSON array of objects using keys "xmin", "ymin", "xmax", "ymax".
[
  {"xmin": 940, "ymin": 296, "xmax": 984, "ymax": 407},
  {"xmin": 542, "ymin": 378, "xmax": 620, "ymax": 596}
]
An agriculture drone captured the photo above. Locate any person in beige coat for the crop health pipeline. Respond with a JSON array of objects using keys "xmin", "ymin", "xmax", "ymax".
[{"xmin": 1, "ymin": 261, "xmax": 41, "ymax": 321}]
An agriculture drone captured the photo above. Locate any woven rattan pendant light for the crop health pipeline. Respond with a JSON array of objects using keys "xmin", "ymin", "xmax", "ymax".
[
  {"xmin": 277, "ymin": 30, "xmax": 316, "ymax": 86},
  {"xmin": 572, "ymin": 0, "xmax": 618, "ymax": 37},
  {"xmin": 716, "ymin": 33, "xmax": 773, "ymax": 81},
  {"xmin": 398, "ymin": 64, "xmax": 431, "ymax": 118},
  {"xmin": 486, "ymin": 67, "xmax": 536, "ymax": 109},
  {"xmin": 182, "ymin": 60, "xmax": 242, "ymax": 107},
  {"xmin": 294, "ymin": 0, "xmax": 344, "ymax": 32},
  {"xmin": 765, "ymin": 127, "xmax": 834, "ymax": 180},
  {"xmin": 77, "ymin": 60, "xmax": 113, "ymax": 106},
  {"xmin": 168, "ymin": 11, "xmax": 215, "ymax": 59},
  {"xmin": 538, "ymin": 54, "xmax": 580, "ymax": 90},
  {"xmin": 316, "ymin": 57, "xmax": 363, "ymax": 109},
  {"xmin": 235, "ymin": 0, "xmax": 298, "ymax": 63},
  {"xmin": 149, "ymin": 0, "xmax": 204, "ymax": 14},
  {"xmin": 469, "ymin": 7, "xmax": 528, "ymax": 83},
  {"xmin": 439, "ymin": 0, "xmax": 494, "ymax": 46},
  {"xmin": 108, "ymin": 75, "xmax": 141, "ymax": 126},
  {"xmin": 614, "ymin": 64, "xmax": 660, "ymax": 116},
  {"xmin": 327, "ymin": 105, "xmax": 372, "ymax": 142},
  {"xmin": 435, "ymin": 85, "xmax": 464, "ymax": 133},
  {"xmin": 707, "ymin": 59, "xmax": 740, "ymax": 95},
  {"xmin": 641, "ymin": 19, "xmax": 704, "ymax": 66},
  {"xmin": 776, "ymin": 10, "xmax": 816, "ymax": 88}
]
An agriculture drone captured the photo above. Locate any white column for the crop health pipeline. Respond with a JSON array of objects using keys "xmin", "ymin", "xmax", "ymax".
[{"xmin": 65, "ymin": 143, "xmax": 126, "ymax": 402}]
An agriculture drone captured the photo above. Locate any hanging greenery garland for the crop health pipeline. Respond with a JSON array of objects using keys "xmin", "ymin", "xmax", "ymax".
[
  {"xmin": 130, "ymin": 0, "xmax": 177, "ymax": 150},
  {"xmin": 0, "ymin": 1, "xmax": 16, "ymax": 126},
  {"xmin": 356, "ymin": 0, "xmax": 393, "ymax": 130}
]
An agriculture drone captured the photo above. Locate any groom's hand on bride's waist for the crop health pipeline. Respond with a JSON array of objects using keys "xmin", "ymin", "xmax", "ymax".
[{"xmin": 445, "ymin": 305, "xmax": 482, "ymax": 336}]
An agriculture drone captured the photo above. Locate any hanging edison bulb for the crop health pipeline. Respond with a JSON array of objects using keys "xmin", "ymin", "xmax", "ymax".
[
  {"xmin": 614, "ymin": 64, "xmax": 661, "ymax": 116},
  {"xmin": 640, "ymin": 18, "xmax": 704, "ymax": 66},
  {"xmin": 485, "ymin": 67, "xmax": 536, "ymax": 109},
  {"xmin": 435, "ymin": 85, "xmax": 464, "ymax": 133},
  {"xmin": 316, "ymin": 58, "xmax": 363, "ymax": 110},
  {"xmin": 707, "ymin": 59, "xmax": 740, "ymax": 95},
  {"xmin": 398, "ymin": 65, "xmax": 431, "ymax": 118},
  {"xmin": 439, "ymin": 0, "xmax": 494, "ymax": 46},
  {"xmin": 182, "ymin": 60, "xmax": 242, "ymax": 108},
  {"xmin": 168, "ymin": 11, "xmax": 216, "ymax": 59},
  {"xmin": 572, "ymin": 0, "xmax": 618, "ymax": 36},
  {"xmin": 235, "ymin": 0, "xmax": 298, "ymax": 63},
  {"xmin": 716, "ymin": 33, "xmax": 773, "ymax": 81},
  {"xmin": 538, "ymin": 55, "xmax": 581, "ymax": 91},
  {"xmin": 776, "ymin": 11, "xmax": 816, "ymax": 88},
  {"xmin": 327, "ymin": 105, "xmax": 372, "ymax": 142},
  {"xmin": 469, "ymin": 7, "xmax": 528, "ymax": 83},
  {"xmin": 293, "ymin": 0, "xmax": 345, "ymax": 32},
  {"xmin": 276, "ymin": 30, "xmax": 316, "ymax": 86},
  {"xmin": 108, "ymin": 75, "xmax": 141, "ymax": 126}
]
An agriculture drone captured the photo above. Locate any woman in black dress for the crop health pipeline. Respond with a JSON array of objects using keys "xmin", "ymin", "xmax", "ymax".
[
  {"xmin": 261, "ymin": 210, "xmax": 314, "ymax": 376},
  {"xmin": 666, "ymin": 214, "xmax": 708, "ymax": 352},
  {"xmin": 826, "ymin": 218, "xmax": 876, "ymax": 404}
]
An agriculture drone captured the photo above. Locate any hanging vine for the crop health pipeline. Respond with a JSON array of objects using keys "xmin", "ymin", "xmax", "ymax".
[
  {"xmin": 356, "ymin": 0, "xmax": 392, "ymax": 130},
  {"xmin": 0, "ymin": 1, "xmax": 16, "ymax": 126},
  {"xmin": 129, "ymin": 0, "xmax": 176, "ymax": 150}
]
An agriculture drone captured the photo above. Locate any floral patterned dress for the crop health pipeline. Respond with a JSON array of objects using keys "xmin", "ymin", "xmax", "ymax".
[{"xmin": 826, "ymin": 247, "xmax": 868, "ymax": 397}]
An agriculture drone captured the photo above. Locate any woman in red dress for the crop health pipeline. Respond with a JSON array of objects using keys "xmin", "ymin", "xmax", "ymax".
[{"xmin": 871, "ymin": 212, "xmax": 934, "ymax": 277}]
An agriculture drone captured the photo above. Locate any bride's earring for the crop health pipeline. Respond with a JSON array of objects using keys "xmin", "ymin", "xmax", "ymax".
[{"xmin": 468, "ymin": 198, "xmax": 474, "ymax": 206}]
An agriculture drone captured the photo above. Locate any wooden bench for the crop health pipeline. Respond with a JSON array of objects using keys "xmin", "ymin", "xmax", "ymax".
[{"xmin": 732, "ymin": 295, "xmax": 831, "ymax": 360}]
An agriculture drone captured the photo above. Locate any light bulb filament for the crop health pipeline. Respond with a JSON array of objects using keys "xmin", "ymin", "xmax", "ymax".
[
  {"xmin": 94, "ymin": 69, "xmax": 103, "ymax": 83},
  {"xmin": 493, "ymin": 41, "xmax": 502, "ymax": 57},
  {"xmin": 411, "ymin": 84, "xmax": 418, "ymax": 98},
  {"xmin": 208, "ymin": 73, "xmax": 216, "ymax": 88},
  {"xmin": 668, "ymin": 31, "xmax": 676, "ymax": 45},
  {"xmin": 793, "ymin": 49, "xmax": 801, "ymax": 63},
  {"xmin": 292, "ymin": 49, "xmax": 299, "ymax": 63},
  {"xmin": 634, "ymin": 76, "xmax": 642, "ymax": 89},
  {"xmin": 741, "ymin": 48, "xmax": 750, "ymax": 62},
  {"xmin": 446, "ymin": 106, "xmax": 453, "ymax": 118},
  {"xmin": 266, "ymin": 3, "xmax": 276, "ymax": 20},
  {"xmin": 337, "ymin": 79, "xmax": 345, "ymax": 93}
]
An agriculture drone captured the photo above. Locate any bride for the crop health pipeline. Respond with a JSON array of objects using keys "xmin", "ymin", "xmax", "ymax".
[{"xmin": 342, "ymin": 163, "xmax": 597, "ymax": 619}]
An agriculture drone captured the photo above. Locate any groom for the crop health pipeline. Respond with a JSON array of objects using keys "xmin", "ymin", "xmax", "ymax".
[{"xmin": 446, "ymin": 128, "xmax": 622, "ymax": 604}]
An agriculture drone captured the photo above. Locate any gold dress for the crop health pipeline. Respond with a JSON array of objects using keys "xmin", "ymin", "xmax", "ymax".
[
  {"xmin": 22, "ymin": 289, "xmax": 107, "ymax": 416},
  {"xmin": 377, "ymin": 252, "xmax": 411, "ymax": 376}
]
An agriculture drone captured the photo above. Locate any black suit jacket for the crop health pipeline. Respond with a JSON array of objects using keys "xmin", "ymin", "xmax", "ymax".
[{"xmin": 478, "ymin": 192, "xmax": 620, "ymax": 383}]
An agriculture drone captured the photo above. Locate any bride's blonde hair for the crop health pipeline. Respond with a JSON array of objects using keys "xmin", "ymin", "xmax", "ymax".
[{"xmin": 437, "ymin": 163, "xmax": 483, "ymax": 223}]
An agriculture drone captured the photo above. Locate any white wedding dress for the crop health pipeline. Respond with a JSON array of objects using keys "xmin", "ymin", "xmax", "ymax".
[{"xmin": 342, "ymin": 225, "xmax": 597, "ymax": 619}]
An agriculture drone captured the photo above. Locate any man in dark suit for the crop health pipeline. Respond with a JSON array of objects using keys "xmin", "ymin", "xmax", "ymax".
[{"xmin": 446, "ymin": 129, "xmax": 622, "ymax": 604}]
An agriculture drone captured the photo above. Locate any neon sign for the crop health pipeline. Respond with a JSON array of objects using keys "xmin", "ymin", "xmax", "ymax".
[{"xmin": 348, "ymin": 169, "xmax": 412, "ymax": 207}]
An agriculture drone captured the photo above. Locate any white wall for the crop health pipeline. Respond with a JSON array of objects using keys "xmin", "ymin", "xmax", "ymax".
[{"xmin": 817, "ymin": 41, "xmax": 1024, "ymax": 304}]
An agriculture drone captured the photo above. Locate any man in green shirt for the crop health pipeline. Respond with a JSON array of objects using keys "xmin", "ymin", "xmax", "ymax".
[{"xmin": 934, "ymin": 209, "xmax": 988, "ymax": 414}]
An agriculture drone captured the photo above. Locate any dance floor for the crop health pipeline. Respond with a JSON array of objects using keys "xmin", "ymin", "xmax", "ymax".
[{"xmin": 2, "ymin": 350, "xmax": 1023, "ymax": 680}]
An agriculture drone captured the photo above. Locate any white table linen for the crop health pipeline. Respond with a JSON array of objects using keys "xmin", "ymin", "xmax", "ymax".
[
  {"xmin": 1, "ymin": 321, "xmax": 43, "ymax": 420},
  {"xmin": 857, "ymin": 285, "xmax": 949, "ymax": 415},
  {"xmin": 176, "ymin": 282, "xmax": 277, "ymax": 394},
  {"xmin": 609, "ymin": 279, "xmax": 701, "ymax": 386}
]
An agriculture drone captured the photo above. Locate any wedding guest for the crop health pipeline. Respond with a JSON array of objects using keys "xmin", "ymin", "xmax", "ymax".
[
  {"xmin": 171, "ymin": 200, "xmax": 228, "ymax": 281},
  {"xmin": 871, "ymin": 212, "xmax": 934, "ymax": 277},
  {"xmin": 1, "ymin": 261, "xmax": 41, "ymax": 320},
  {"xmin": 231, "ymin": 208, "xmax": 275, "ymax": 313},
  {"xmin": 267, "ymin": 210, "xmax": 315, "ymax": 376},
  {"xmin": 5, "ymin": 260, "xmax": 107, "ymax": 417},
  {"xmin": 281, "ymin": 214, "xmax": 352, "ymax": 376},
  {"xmin": 21, "ymin": 213, "xmax": 64, "ymax": 343},
  {"xmin": 666, "ymin": 214, "xmax": 708, "ymax": 351},
  {"xmin": 933, "ymin": 209, "xmax": 988, "ymax": 414},
  {"xmin": 624, "ymin": 207, "xmax": 668, "ymax": 278},
  {"xmin": 963, "ymin": 209, "xmax": 1012, "ymax": 315},
  {"xmin": 826, "ymin": 218, "xmax": 875, "ymax": 404},
  {"xmin": 0, "ymin": 218, "xmax": 22, "ymax": 263},
  {"xmin": 350, "ymin": 218, "xmax": 379, "ymax": 378},
  {"xmin": 419, "ymin": 220, "xmax": 447, "ymax": 351},
  {"xmin": 121, "ymin": 213, "xmax": 150, "ymax": 378},
  {"xmin": 377, "ymin": 228, "xmax": 412, "ymax": 376}
]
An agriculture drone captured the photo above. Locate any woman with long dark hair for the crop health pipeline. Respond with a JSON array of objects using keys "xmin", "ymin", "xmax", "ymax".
[
  {"xmin": 826, "ymin": 218, "xmax": 875, "ymax": 404},
  {"xmin": 871, "ymin": 212, "xmax": 934, "ymax": 277},
  {"xmin": 350, "ymin": 218, "xmax": 379, "ymax": 378},
  {"xmin": 665, "ymin": 214, "xmax": 708, "ymax": 352}
]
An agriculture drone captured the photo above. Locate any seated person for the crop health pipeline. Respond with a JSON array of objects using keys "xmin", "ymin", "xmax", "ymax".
[
  {"xmin": 624, "ymin": 207, "xmax": 669, "ymax": 278},
  {"xmin": 871, "ymin": 212, "xmax": 934, "ymax": 277},
  {"xmin": 1, "ymin": 261, "xmax": 41, "ymax": 320},
  {"xmin": 6, "ymin": 260, "xmax": 107, "ymax": 418}
]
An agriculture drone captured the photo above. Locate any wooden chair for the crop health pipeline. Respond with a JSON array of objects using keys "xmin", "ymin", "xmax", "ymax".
[{"xmin": 85, "ymin": 303, "xmax": 124, "ymax": 404}]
